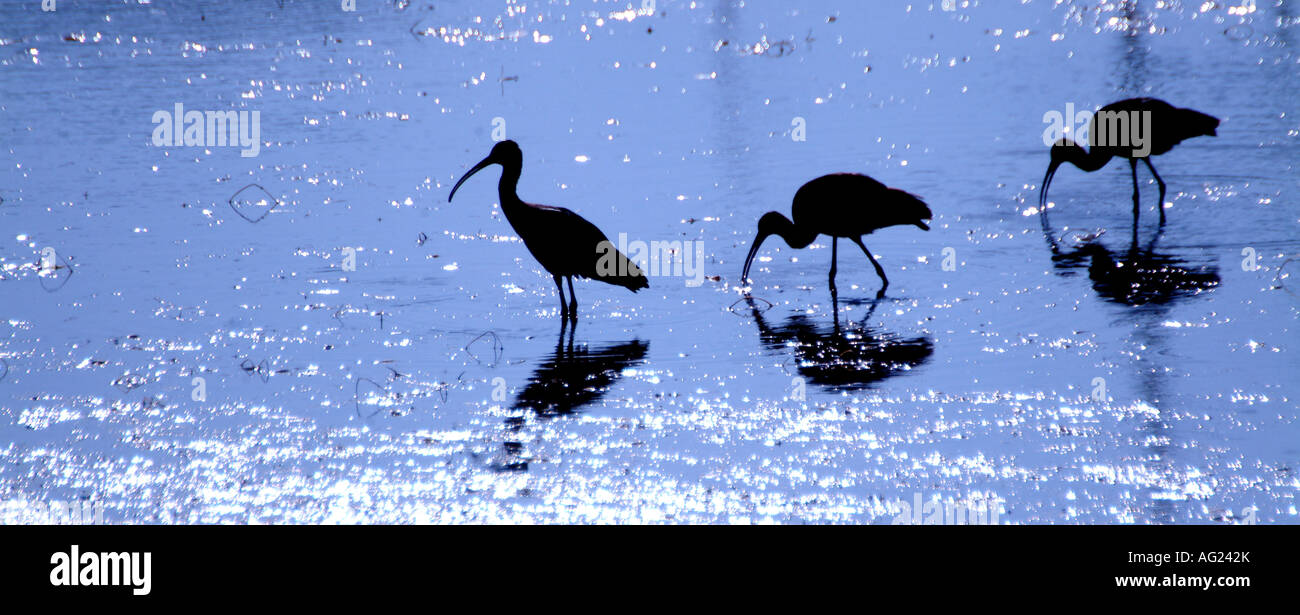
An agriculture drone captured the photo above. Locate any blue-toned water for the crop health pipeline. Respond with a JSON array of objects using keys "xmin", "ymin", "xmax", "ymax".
[{"xmin": 0, "ymin": 0, "xmax": 1295, "ymax": 523}]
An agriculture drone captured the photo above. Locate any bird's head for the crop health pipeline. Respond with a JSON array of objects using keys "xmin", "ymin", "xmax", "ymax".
[
  {"xmin": 742, "ymin": 212, "xmax": 795, "ymax": 286},
  {"xmin": 1040, "ymin": 138, "xmax": 1086, "ymax": 207},
  {"xmin": 755, "ymin": 211, "xmax": 792, "ymax": 239},
  {"xmin": 487, "ymin": 139, "xmax": 523, "ymax": 164},
  {"xmin": 448, "ymin": 140, "xmax": 523, "ymax": 202}
]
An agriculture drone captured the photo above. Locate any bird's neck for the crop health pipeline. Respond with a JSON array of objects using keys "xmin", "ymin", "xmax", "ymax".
[
  {"xmin": 1070, "ymin": 145, "xmax": 1112, "ymax": 172},
  {"xmin": 496, "ymin": 163, "xmax": 524, "ymax": 209},
  {"xmin": 773, "ymin": 217, "xmax": 818, "ymax": 249}
]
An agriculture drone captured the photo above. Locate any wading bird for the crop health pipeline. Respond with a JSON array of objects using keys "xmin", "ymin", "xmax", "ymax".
[
  {"xmin": 448, "ymin": 140, "xmax": 648, "ymax": 320},
  {"xmin": 740, "ymin": 173, "xmax": 932, "ymax": 297},
  {"xmin": 1039, "ymin": 98, "xmax": 1219, "ymax": 224}
]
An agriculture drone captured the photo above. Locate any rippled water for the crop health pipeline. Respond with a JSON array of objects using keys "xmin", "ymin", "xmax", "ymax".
[{"xmin": 0, "ymin": 0, "xmax": 1296, "ymax": 524}]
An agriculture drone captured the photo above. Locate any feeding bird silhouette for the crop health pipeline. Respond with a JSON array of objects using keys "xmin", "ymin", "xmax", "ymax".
[
  {"xmin": 448, "ymin": 140, "xmax": 648, "ymax": 320},
  {"xmin": 740, "ymin": 173, "xmax": 932, "ymax": 297},
  {"xmin": 1039, "ymin": 97, "xmax": 1219, "ymax": 224}
]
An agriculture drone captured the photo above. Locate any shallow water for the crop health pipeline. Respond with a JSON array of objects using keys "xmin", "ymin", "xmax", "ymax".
[{"xmin": 0, "ymin": 0, "xmax": 1296, "ymax": 524}]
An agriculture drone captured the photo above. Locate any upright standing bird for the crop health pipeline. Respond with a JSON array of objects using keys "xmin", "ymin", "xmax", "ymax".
[
  {"xmin": 1039, "ymin": 97, "xmax": 1219, "ymax": 223},
  {"xmin": 448, "ymin": 140, "xmax": 648, "ymax": 320},
  {"xmin": 740, "ymin": 173, "xmax": 932, "ymax": 297}
]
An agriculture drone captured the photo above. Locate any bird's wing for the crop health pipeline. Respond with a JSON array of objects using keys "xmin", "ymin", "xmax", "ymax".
[
  {"xmin": 523, "ymin": 204, "xmax": 648, "ymax": 290},
  {"xmin": 1097, "ymin": 98, "xmax": 1216, "ymax": 152},
  {"xmin": 1100, "ymin": 98, "xmax": 1175, "ymax": 115},
  {"xmin": 793, "ymin": 173, "xmax": 929, "ymax": 235},
  {"xmin": 792, "ymin": 173, "xmax": 887, "ymax": 229}
]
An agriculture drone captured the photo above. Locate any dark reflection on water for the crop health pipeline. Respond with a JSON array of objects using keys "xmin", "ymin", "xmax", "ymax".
[
  {"xmin": 743, "ymin": 296, "xmax": 933, "ymax": 392},
  {"xmin": 1041, "ymin": 196, "xmax": 1220, "ymax": 521},
  {"xmin": 1053, "ymin": 239, "xmax": 1220, "ymax": 306},
  {"xmin": 510, "ymin": 323, "xmax": 649, "ymax": 418},
  {"xmin": 491, "ymin": 324, "xmax": 649, "ymax": 472},
  {"xmin": 1, "ymin": 0, "xmax": 1292, "ymax": 522},
  {"xmin": 1040, "ymin": 212, "xmax": 1219, "ymax": 307},
  {"xmin": 1100, "ymin": 1, "xmax": 1189, "ymax": 523}
]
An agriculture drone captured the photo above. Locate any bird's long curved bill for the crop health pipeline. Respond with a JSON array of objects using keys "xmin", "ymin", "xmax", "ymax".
[
  {"xmin": 740, "ymin": 233, "xmax": 768, "ymax": 285},
  {"xmin": 1038, "ymin": 161, "xmax": 1060, "ymax": 208},
  {"xmin": 448, "ymin": 156, "xmax": 492, "ymax": 202}
]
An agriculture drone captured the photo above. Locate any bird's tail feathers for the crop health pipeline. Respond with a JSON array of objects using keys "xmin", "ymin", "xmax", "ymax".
[
  {"xmin": 888, "ymin": 188, "xmax": 933, "ymax": 228},
  {"xmin": 1178, "ymin": 107, "xmax": 1221, "ymax": 137},
  {"xmin": 591, "ymin": 249, "xmax": 650, "ymax": 292}
]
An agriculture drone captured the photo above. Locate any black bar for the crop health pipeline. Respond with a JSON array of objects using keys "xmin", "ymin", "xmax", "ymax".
[{"xmin": 1, "ymin": 525, "xmax": 1289, "ymax": 604}]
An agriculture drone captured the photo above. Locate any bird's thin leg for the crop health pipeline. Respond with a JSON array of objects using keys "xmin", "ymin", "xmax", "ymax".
[
  {"xmin": 566, "ymin": 276, "xmax": 578, "ymax": 322},
  {"xmin": 552, "ymin": 275, "xmax": 568, "ymax": 319},
  {"xmin": 861, "ymin": 296, "xmax": 881, "ymax": 326},
  {"xmin": 1142, "ymin": 157, "xmax": 1167, "ymax": 224},
  {"xmin": 830, "ymin": 288, "xmax": 841, "ymax": 330},
  {"xmin": 828, "ymin": 237, "xmax": 839, "ymax": 291},
  {"xmin": 1129, "ymin": 158, "xmax": 1141, "ymax": 218},
  {"xmin": 1144, "ymin": 217, "xmax": 1165, "ymax": 254},
  {"xmin": 852, "ymin": 238, "xmax": 889, "ymax": 298},
  {"xmin": 565, "ymin": 312, "xmax": 576, "ymax": 352}
]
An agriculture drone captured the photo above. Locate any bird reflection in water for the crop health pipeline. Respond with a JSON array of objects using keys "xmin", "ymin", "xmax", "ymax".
[
  {"xmin": 1039, "ymin": 206, "xmax": 1219, "ymax": 306},
  {"xmin": 511, "ymin": 322, "xmax": 649, "ymax": 417},
  {"xmin": 742, "ymin": 295, "xmax": 933, "ymax": 392},
  {"xmin": 492, "ymin": 321, "xmax": 648, "ymax": 472},
  {"xmin": 1040, "ymin": 202, "xmax": 1219, "ymax": 522}
]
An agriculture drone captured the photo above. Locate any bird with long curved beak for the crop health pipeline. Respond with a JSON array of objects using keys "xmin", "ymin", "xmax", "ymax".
[
  {"xmin": 449, "ymin": 140, "xmax": 648, "ymax": 321},
  {"xmin": 741, "ymin": 173, "xmax": 931, "ymax": 298},
  {"xmin": 1039, "ymin": 97, "xmax": 1219, "ymax": 224}
]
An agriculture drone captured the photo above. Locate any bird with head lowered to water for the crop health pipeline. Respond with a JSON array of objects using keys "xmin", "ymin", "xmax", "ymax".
[
  {"xmin": 740, "ymin": 173, "xmax": 932, "ymax": 298},
  {"xmin": 1040, "ymin": 97, "xmax": 1219, "ymax": 224}
]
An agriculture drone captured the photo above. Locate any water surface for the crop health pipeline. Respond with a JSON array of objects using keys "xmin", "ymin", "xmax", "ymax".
[{"xmin": 0, "ymin": 0, "xmax": 1296, "ymax": 523}]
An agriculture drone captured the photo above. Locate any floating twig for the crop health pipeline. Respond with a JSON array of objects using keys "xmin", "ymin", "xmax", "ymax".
[
  {"xmin": 228, "ymin": 183, "xmax": 279, "ymax": 223},
  {"xmin": 353, "ymin": 377, "xmax": 387, "ymax": 418},
  {"xmin": 1275, "ymin": 257, "xmax": 1298, "ymax": 298},
  {"xmin": 728, "ymin": 295, "xmax": 774, "ymax": 315},
  {"xmin": 38, "ymin": 251, "xmax": 74, "ymax": 293},
  {"xmin": 458, "ymin": 331, "xmax": 505, "ymax": 367},
  {"xmin": 240, "ymin": 358, "xmax": 271, "ymax": 383}
]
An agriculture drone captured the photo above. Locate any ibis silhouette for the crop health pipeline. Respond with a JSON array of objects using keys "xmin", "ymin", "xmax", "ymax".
[
  {"xmin": 740, "ymin": 173, "xmax": 932, "ymax": 297},
  {"xmin": 449, "ymin": 140, "xmax": 648, "ymax": 320},
  {"xmin": 1039, "ymin": 98, "xmax": 1219, "ymax": 224}
]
